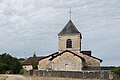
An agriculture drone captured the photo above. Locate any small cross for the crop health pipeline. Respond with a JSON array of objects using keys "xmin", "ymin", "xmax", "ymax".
[{"xmin": 69, "ymin": 6, "xmax": 72, "ymax": 20}]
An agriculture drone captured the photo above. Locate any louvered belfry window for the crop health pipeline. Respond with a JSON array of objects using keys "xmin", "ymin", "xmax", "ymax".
[{"xmin": 66, "ymin": 39, "xmax": 72, "ymax": 48}]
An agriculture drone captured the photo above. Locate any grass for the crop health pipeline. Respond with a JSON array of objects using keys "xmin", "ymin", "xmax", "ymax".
[
  {"xmin": 26, "ymin": 76, "xmax": 108, "ymax": 80},
  {"xmin": 0, "ymin": 74, "xmax": 109, "ymax": 80}
]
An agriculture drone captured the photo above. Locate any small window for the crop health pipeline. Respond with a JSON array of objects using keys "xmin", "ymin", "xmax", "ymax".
[{"xmin": 66, "ymin": 39, "xmax": 72, "ymax": 48}]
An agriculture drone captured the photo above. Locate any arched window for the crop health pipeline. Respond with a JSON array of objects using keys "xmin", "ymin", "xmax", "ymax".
[{"xmin": 66, "ymin": 39, "xmax": 72, "ymax": 48}]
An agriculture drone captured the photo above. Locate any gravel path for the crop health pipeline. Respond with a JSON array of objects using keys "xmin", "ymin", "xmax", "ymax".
[{"xmin": 6, "ymin": 75, "xmax": 27, "ymax": 80}]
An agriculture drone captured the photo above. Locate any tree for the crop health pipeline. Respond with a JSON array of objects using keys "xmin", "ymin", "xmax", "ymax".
[
  {"xmin": 112, "ymin": 66, "xmax": 120, "ymax": 76},
  {"xmin": 0, "ymin": 53, "xmax": 22, "ymax": 74},
  {"xmin": 32, "ymin": 52, "xmax": 38, "ymax": 69},
  {"xmin": 18, "ymin": 58, "xmax": 25, "ymax": 63},
  {"xmin": 0, "ymin": 63, "xmax": 8, "ymax": 73},
  {"xmin": 9, "ymin": 58, "xmax": 22, "ymax": 74}
]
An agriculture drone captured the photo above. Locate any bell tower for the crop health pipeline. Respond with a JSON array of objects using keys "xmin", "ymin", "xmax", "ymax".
[{"xmin": 58, "ymin": 20, "xmax": 82, "ymax": 53}]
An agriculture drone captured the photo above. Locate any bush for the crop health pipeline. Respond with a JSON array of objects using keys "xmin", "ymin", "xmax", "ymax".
[
  {"xmin": 19, "ymin": 69, "xmax": 24, "ymax": 74},
  {"xmin": 112, "ymin": 66, "xmax": 120, "ymax": 76},
  {"xmin": 0, "ymin": 53, "xmax": 22, "ymax": 74}
]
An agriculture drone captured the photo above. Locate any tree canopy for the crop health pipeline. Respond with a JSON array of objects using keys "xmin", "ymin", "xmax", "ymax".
[
  {"xmin": 112, "ymin": 66, "xmax": 120, "ymax": 76},
  {"xmin": 0, "ymin": 53, "xmax": 22, "ymax": 74}
]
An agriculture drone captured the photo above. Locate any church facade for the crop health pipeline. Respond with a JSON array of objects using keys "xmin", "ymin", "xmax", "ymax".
[
  {"xmin": 37, "ymin": 20, "xmax": 102, "ymax": 71},
  {"xmin": 22, "ymin": 20, "xmax": 102, "ymax": 71}
]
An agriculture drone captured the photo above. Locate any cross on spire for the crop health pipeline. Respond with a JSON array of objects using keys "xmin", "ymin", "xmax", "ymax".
[{"xmin": 69, "ymin": 6, "xmax": 72, "ymax": 20}]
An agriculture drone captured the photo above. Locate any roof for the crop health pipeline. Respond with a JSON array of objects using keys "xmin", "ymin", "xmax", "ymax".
[
  {"xmin": 90, "ymin": 56, "xmax": 103, "ymax": 62},
  {"xmin": 81, "ymin": 51, "xmax": 91, "ymax": 56},
  {"xmin": 49, "ymin": 50, "xmax": 85, "ymax": 62},
  {"xmin": 39, "ymin": 52, "xmax": 59, "ymax": 60},
  {"xmin": 81, "ymin": 51, "xmax": 103, "ymax": 62},
  {"xmin": 58, "ymin": 20, "xmax": 82, "ymax": 38},
  {"xmin": 22, "ymin": 56, "xmax": 45, "ymax": 65},
  {"xmin": 22, "ymin": 52, "xmax": 59, "ymax": 65}
]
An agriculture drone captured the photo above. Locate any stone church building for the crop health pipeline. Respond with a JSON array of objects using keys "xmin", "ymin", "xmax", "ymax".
[{"xmin": 22, "ymin": 20, "xmax": 102, "ymax": 71}]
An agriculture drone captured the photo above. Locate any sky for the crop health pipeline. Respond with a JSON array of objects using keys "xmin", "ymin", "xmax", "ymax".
[{"xmin": 0, "ymin": 0, "xmax": 120, "ymax": 66}]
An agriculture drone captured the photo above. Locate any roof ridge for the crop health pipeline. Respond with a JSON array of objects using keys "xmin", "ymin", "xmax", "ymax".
[{"xmin": 49, "ymin": 50, "xmax": 85, "ymax": 61}]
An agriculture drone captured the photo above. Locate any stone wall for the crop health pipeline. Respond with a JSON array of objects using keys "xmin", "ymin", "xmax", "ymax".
[
  {"xmin": 25, "ymin": 70, "xmax": 113, "ymax": 79},
  {"xmin": 51, "ymin": 52, "xmax": 83, "ymax": 71},
  {"xmin": 38, "ymin": 57, "xmax": 51, "ymax": 70},
  {"xmin": 83, "ymin": 55, "xmax": 100, "ymax": 67},
  {"xmin": 82, "ymin": 54, "xmax": 101, "ymax": 70},
  {"xmin": 38, "ymin": 51, "xmax": 101, "ymax": 71},
  {"xmin": 58, "ymin": 34, "xmax": 81, "ymax": 53},
  {"xmin": 38, "ymin": 52, "xmax": 83, "ymax": 71}
]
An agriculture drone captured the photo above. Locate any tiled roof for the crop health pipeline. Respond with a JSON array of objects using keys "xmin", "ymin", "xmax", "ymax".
[
  {"xmin": 58, "ymin": 20, "xmax": 81, "ymax": 38},
  {"xmin": 81, "ymin": 51, "xmax": 91, "ymax": 56},
  {"xmin": 48, "ymin": 50, "xmax": 102, "ymax": 63},
  {"xmin": 22, "ymin": 52, "xmax": 59, "ymax": 65},
  {"xmin": 22, "ymin": 56, "xmax": 45, "ymax": 65},
  {"xmin": 81, "ymin": 51, "xmax": 103, "ymax": 62},
  {"xmin": 49, "ymin": 50, "xmax": 85, "ymax": 62}
]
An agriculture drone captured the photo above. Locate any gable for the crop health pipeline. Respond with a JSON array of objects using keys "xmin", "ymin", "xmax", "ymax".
[
  {"xmin": 48, "ymin": 51, "xmax": 84, "ymax": 71},
  {"xmin": 51, "ymin": 52, "xmax": 81, "ymax": 63},
  {"xmin": 49, "ymin": 50, "xmax": 85, "ymax": 62}
]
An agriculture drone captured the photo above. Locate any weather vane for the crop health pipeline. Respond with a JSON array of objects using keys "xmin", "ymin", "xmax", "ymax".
[{"xmin": 69, "ymin": 6, "xmax": 72, "ymax": 20}]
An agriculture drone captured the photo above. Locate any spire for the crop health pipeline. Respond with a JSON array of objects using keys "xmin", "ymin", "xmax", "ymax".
[
  {"xmin": 58, "ymin": 20, "xmax": 81, "ymax": 36},
  {"xmin": 58, "ymin": 7, "xmax": 82, "ymax": 39}
]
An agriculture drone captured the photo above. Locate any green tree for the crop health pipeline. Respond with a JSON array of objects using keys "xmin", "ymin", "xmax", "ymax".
[
  {"xmin": 0, "ymin": 63, "xmax": 8, "ymax": 73},
  {"xmin": 9, "ymin": 58, "xmax": 22, "ymax": 74},
  {"xmin": 18, "ymin": 58, "xmax": 25, "ymax": 63},
  {"xmin": 0, "ymin": 53, "xmax": 22, "ymax": 74},
  {"xmin": 112, "ymin": 66, "xmax": 120, "ymax": 76},
  {"xmin": 32, "ymin": 52, "xmax": 38, "ymax": 69}
]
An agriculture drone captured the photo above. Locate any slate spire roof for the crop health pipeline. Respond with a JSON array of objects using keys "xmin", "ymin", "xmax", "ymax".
[{"xmin": 58, "ymin": 20, "xmax": 81, "ymax": 36}]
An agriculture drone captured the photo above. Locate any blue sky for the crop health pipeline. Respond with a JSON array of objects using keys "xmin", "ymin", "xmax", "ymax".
[{"xmin": 0, "ymin": 0, "xmax": 120, "ymax": 66}]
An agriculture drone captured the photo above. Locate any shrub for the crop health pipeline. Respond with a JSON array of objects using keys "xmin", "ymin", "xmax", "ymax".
[
  {"xmin": 19, "ymin": 68, "xmax": 24, "ymax": 74},
  {"xmin": 0, "ymin": 53, "xmax": 22, "ymax": 74},
  {"xmin": 112, "ymin": 66, "xmax": 120, "ymax": 76}
]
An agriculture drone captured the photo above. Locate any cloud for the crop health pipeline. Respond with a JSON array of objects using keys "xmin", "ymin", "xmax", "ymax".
[{"xmin": 0, "ymin": 0, "xmax": 120, "ymax": 66}]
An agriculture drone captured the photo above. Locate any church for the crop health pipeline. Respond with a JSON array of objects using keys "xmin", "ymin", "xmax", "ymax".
[{"xmin": 22, "ymin": 19, "xmax": 102, "ymax": 71}]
